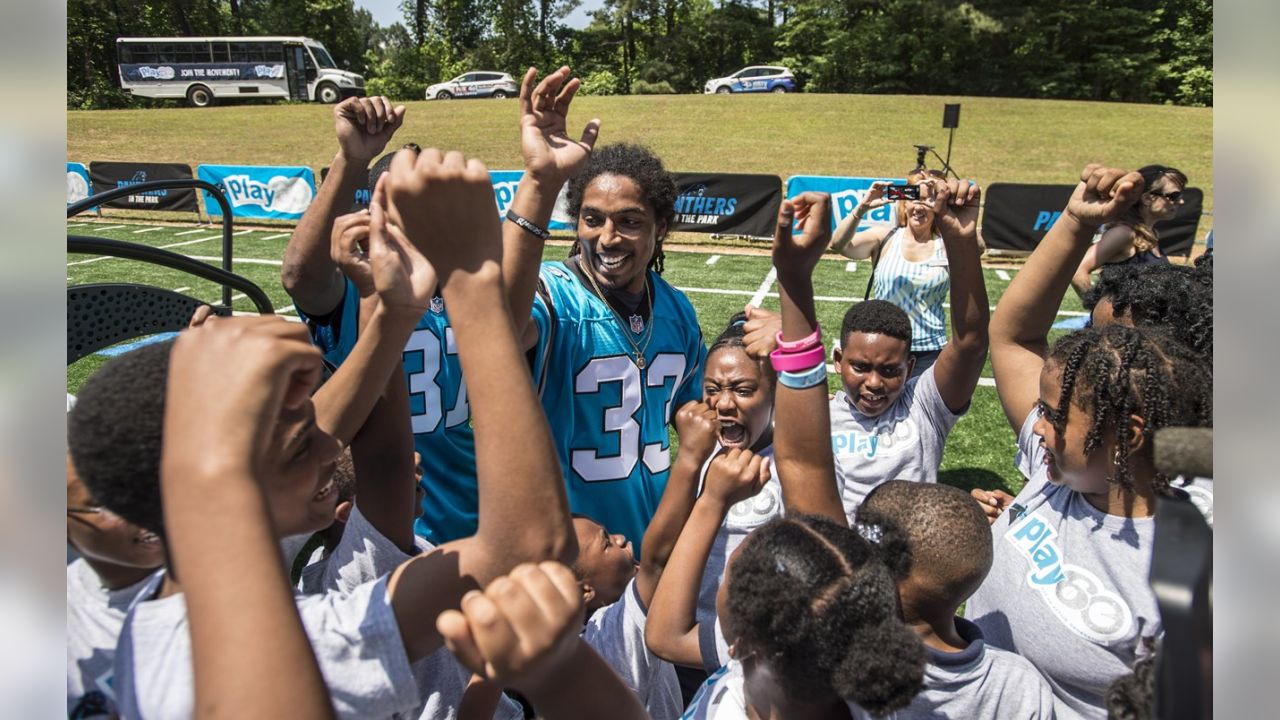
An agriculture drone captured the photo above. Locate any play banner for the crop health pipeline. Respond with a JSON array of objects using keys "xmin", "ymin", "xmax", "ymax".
[
  {"xmin": 670, "ymin": 173, "xmax": 782, "ymax": 237},
  {"xmin": 67, "ymin": 162, "xmax": 91, "ymax": 205},
  {"xmin": 88, "ymin": 162, "xmax": 198, "ymax": 211},
  {"xmin": 197, "ymin": 164, "xmax": 316, "ymax": 220},
  {"xmin": 981, "ymin": 184, "xmax": 1204, "ymax": 255},
  {"xmin": 120, "ymin": 62, "xmax": 284, "ymax": 83},
  {"xmin": 489, "ymin": 171, "xmax": 577, "ymax": 231},
  {"xmin": 784, "ymin": 176, "xmax": 902, "ymax": 234}
]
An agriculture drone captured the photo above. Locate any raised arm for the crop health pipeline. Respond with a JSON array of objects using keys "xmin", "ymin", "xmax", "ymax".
[
  {"xmin": 162, "ymin": 318, "xmax": 334, "ymax": 720},
  {"xmin": 281, "ymin": 96, "xmax": 405, "ymax": 316},
  {"xmin": 502, "ymin": 67, "xmax": 600, "ymax": 347},
  {"xmin": 830, "ymin": 181, "xmax": 894, "ymax": 260},
  {"xmin": 924, "ymin": 178, "xmax": 990, "ymax": 414},
  {"xmin": 380, "ymin": 149, "xmax": 576, "ymax": 662},
  {"xmin": 635, "ymin": 400, "xmax": 720, "ymax": 606},
  {"xmin": 438, "ymin": 562, "xmax": 647, "ymax": 720},
  {"xmin": 990, "ymin": 164, "xmax": 1143, "ymax": 429},
  {"xmin": 646, "ymin": 449, "xmax": 769, "ymax": 667},
  {"xmin": 771, "ymin": 193, "xmax": 846, "ymax": 523}
]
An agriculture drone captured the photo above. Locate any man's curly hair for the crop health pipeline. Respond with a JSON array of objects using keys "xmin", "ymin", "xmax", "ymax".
[{"xmin": 565, "ymin": 143, "xmax": 677, "ymax": 274}]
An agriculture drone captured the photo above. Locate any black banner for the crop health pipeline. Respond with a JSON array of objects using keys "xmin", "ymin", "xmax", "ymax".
[
  {"xmin": 89, "ymin": 162, "xmax": 198, "ymax": 211},
  {"xmin": 670, "ymin": 173, "xmax": 782, "ymax": 237},
  {"xmin": 981, "ymin": 183, "xmax": 1204, "ymax": 255},
  {"xmin": 319, "ymin": 165, "xmax": 372, "ymax": 213}
]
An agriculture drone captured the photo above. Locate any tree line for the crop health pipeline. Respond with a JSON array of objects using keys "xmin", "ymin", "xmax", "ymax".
[{"xmin": 68, "ymin": 0, "xmax": 1211, "ymax": 109}]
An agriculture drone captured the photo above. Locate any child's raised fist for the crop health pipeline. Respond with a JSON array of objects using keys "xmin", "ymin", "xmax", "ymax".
[
  {"xmin": 1064, "ymin": 163, "xmax": 1145, "ymax": 230},
  {"xmin": 674, "ymin": 400, "xmax": 720, "ymax": 464},
  {"xmin": 773, "ymin": 192, "xmax": 832, "ymax": 281},
  {"xmin": 704, "ymin": 448, "xmax": 771, "ymax": 508}
]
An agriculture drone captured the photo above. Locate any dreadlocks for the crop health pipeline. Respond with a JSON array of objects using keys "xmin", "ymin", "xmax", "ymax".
[{"xmin": 1048, "ymin": 325, "xmax": 1211, "ymax": 491}]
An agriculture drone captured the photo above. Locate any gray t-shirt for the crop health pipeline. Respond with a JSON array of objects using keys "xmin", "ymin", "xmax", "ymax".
[
  {"xmin": 66, "ymin": 559, "xmax": 162, "ymax": 719},
  {"xmin": 828, "ymin": 365, "xmax": 964, "ymax": 523},
  {"xmin": 114, "ymin": 574, "xmax": 422, "ymax": 720},
  {"xmin": 683, "ymin": 660, "xmax": 871, "ymax": 720},
  {"xmin": 886, "ymin": 618, "xmax": 1055, "ymax": 720},
  {"xmin": 965, "ymin": 410, "xmax": 1175, "ymax": 720},
  {"xmin": 582, "ymin": 578, "xmax": 683, "ymax": 720}
]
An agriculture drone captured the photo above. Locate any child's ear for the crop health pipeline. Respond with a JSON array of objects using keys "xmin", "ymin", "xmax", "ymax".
[
  {"xmin": 1126, "ymin": 415, "xmax": 1148, "ymax": 454},
  {"xmin": 334, "ymin": 500, "xmax": 354, "ymax": 524},
  {"xmin": 832, "ymin": 346, "xmax": 843, "ymax": 366},
  {"xmin": 905, "ymin": 353, "xmax": 917, "ymax": 376},
  {"xmin": 580, "ymin": 581, "xmax": 596, "ymax": 607}
]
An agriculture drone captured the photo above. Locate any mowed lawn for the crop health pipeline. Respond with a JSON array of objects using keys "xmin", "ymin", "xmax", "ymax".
[
  {"xmin": 66, "ymin": 219, "xmax": 1085, "ymax": 497},
  {"xmin": 68, "ymin": 93, "xmax": 1213, "ymax": 235}
]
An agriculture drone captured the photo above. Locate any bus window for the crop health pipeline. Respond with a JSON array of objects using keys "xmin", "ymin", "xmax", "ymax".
[
  {"xmin": 210, "ymin": 42, "xmax": 229, "ymax": 63},
  {"xmin": 308, "ymin": 45, "xmax": 337, "ymax": 69}
]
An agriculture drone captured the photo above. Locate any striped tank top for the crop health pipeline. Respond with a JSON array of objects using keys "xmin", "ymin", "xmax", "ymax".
[{"xmin": 870, "ymin": 227, "xmax": 950, "ymax": 352}]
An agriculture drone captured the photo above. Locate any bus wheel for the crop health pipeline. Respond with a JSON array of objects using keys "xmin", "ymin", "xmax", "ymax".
[
  {"xmin": 316, "ymin": 83, "xmax": 341, "ymax": 104},
  {"xmin": 186, "ymin": 85, "xmax": 214, "ymax": 108}
]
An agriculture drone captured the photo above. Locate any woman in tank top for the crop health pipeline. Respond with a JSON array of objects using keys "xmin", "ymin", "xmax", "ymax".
[
  {"xmin": 831, "ymin": 168, "xmax": 950, "ymax": 378},
  {"xmin": 1071, "ymin": 164, "xmax": 1186, "ymax": 299}
]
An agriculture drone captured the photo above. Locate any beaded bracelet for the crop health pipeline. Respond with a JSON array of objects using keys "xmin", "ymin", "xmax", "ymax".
[
  {"xmin": 777, "ymin": 363, "xmax": 828, "ymax": 390},
  {"xmin": 770, "ymin": 345, "xmax": 827, "ymax": 373},
  {"xmin": 774, "ymin": 324, "xmax": 822, "ymax": 353}
]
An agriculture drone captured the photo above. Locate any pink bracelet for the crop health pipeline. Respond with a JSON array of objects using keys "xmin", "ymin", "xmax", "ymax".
[
  {"xmin": 774, "ymin": 324, "xmax": 822, "ymax": 353},
  {"xmin": 770, "ymin": 345, "xmax": 827, "ymax": 373}
]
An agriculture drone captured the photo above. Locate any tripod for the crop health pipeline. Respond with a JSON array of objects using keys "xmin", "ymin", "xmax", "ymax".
[{"xmin": 913, "ymin": 144, "xmax": 960, "ymax": 179}]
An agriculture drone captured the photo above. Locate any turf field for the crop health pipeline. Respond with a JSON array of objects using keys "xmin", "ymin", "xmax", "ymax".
[{"xmin": 66, "ymin": 218, "xmax": 1091, "ymax": 497}]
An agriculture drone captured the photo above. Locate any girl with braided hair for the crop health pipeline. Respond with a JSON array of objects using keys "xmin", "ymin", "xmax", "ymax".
[{"xmin": 966, "ymin": 164, "xmax": 1213, "ymax": 720}]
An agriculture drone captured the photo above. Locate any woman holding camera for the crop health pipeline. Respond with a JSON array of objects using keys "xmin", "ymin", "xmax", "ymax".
[
  {"xmin": 830, "ymin": 168, "xmax": 950, "ymax": 377},
  {"xmin": 1070, "ymin": 164, "xmax": 1186, "ymax": 298}
]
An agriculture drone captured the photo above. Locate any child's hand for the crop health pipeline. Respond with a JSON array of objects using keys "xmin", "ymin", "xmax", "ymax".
[
  {"xmin": 164, "ymin": 317, "xmax": 324, "ymax": 480},
  {"xmin": 518, "ymin": 67, "xmax": 601, "ymax": 185},
  {"xmin": 970, "ymin": 488, "xmax": 1015, "ymax": 524},
  {"xmin": 923, "ymin": 177, "xmax": 982, "ymax": 240},
  {"xmin": 330, "ymin": 210, "xmax": 375, "ymax": 298},
  {"xmin": 187, "ymin": 304, "xmax": 214, "ymax": 328},
  {"xmin": 384, "ymin": 149, "xmax": 503, "ymax": 287},
  {"xmin": 741, "ymin": 304, "xmax": 781, "ymax": 359},
  {"xmin": 674, "ymin": 400, "xmax": 720, "ymax": 464},
  {"xmin": 704, "ymin": 448, "xmax": 771, "ymax": 508},
  {"xmin": 436, "ymin": 561, "xmax": 586, "ymax": 696},
  {"xmin": 334, "ymin": 96, "xmax": 406, "ymax": 163},
  {"xmin": 773, "ymin": 192, "xmax": 832, "ymax": 282},
  {"xmin": 1063, "ymin": 164, "xmax": 1145, "ymax": 230}
]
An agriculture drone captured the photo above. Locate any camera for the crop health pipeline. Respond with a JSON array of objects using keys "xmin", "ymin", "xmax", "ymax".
[{"xmin": 884, "ymin": 184, "xmax": 920, "ymax": 201}]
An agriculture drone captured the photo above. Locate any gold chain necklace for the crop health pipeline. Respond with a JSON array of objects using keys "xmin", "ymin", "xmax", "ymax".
[{"xmin": 581, "ymin": 259, "xmax": 655, "ymax": 370}]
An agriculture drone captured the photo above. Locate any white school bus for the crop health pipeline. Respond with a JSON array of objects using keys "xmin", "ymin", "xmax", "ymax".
[{"xmin": 116, "ymin": 36, "xmax": 365, "ymax": 107}]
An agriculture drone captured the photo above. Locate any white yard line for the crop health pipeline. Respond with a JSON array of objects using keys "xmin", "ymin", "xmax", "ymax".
[
  {"xmin": 188, "ymin": 256, "xmax": 283, "ymax": 266},
  {"xmin": 845, "ymin": 261, "xmax": 858, "ymax": 272},
  {"xmin": 261, "ymin": 233, "xmax": 291, "ymax": 241},
  {"xmin": 174, "ymin": 228, "xmax": 208, "ymax": 236},
  {"xmin": 675, "ymin": 285, "xmax": 1089, "ymax": 317},
  {"xmin": 132, "ymin": 227, "xmax": 163, "ymax": 234},
  {"xmin": 748, "ymin": 266, "xmax": 777, "ymax": 307},
  {"xmin": 173, "ymin": 287, "xmax": 191, "ymax": 293},
  {"xmin": 93, "ymin": 225, "xmax": 127, "ymax": 231},
  {"xmin": 233, "ymin": 229, "xmax": 255, "ymax": 235},
  {"xmin": 68, "ymin": 235, "xmax": 220, "ymax": 266},
  {"xmin": 277, "ymin": 304, "xmax": 296, "ymax": 315},
  {"xmin": 995, "ymin": 269, "xmax": 1011, "ymax": 281},
  {"xmin": 66, "ymin": 223, "xmax": 87, "ymax": 228},
  {"xmin": 705, "ymin": 255, "xmax": 720, "ymax": 265}
]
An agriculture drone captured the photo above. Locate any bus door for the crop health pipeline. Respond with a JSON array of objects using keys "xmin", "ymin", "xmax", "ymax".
[{"xmin": 284, "ymin": 43, "xmax": 310, "ymax": 101}]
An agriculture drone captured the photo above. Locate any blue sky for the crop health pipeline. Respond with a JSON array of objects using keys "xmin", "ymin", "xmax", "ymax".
[{"xmin": 354, "ymin": 0, "xmax": 604, "ymax": 30}]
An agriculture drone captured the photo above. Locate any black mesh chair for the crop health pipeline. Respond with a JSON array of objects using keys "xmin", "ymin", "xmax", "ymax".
[{"xmin": 67, "ymin": 179, "xmax": 275, "ymax": 363}]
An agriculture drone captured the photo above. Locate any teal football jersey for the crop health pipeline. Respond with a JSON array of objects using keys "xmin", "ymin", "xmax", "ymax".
[
  {"xmin": 531, "ymin": 261, "xmax": 707, "ymax": 558},
  {"xmin": 299, "ymin": 279, "xmax": 478, "ymax": 545}
]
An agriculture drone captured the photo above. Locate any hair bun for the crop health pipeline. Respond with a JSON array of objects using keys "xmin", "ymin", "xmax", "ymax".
[{"xmin": 832, "ymin": 618, "xmax": 926, "ymax": 716}]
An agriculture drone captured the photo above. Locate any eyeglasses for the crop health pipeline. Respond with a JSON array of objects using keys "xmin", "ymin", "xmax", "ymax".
[{"xmin": 1148, "ymin": 189, "xmax": 1184, "ymax": 203}]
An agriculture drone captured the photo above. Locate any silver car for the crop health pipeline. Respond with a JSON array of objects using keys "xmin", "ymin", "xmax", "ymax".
[{"xmin": 425, "ymin": 71, "xmax": 518, "ymax": 100}]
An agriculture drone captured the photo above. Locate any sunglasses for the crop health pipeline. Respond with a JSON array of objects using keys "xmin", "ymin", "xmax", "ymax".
[
  {"xmin": 67, "ymin": 505, "xmax": 119, "ymax": 521},
  {"xmin": 1148, "ymin": 189, "xmax": 1184, "ymax": 203}
]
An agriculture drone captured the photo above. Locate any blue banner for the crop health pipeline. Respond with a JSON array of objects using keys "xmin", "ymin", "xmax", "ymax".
[
  {"xmin": 120, "ymin": 62, "xmax": 285, "ymax": 83},
  {"xmin": 197, "ymin": 164, "xmax": 316, "ymax": 220},
  {"xmin": 488, "ymin": 171, "xmax": 575, "ymax": 232},
  {"xmin": 785, "ymin": 175, "xmax": 903, "ymax": 233},
  {"xmin": 67, "ymin": 162, "xmax": 91, "ymax": 206}
]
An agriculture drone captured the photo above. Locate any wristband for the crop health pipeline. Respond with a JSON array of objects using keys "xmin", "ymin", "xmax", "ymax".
[
  {"xmin": 778, "ymin": 363, "xmax": 829, "ymax": 390},
  {"xmin": 774, "ymin": 324, "xmax": 822, "ymax": 353},
  {"xmin": 770, "ymin": 345, "xmax": 827, "ymax": 373},
  {"xmin": 505, "ymin": 210, "xmax": 551, "ymax": 241}
]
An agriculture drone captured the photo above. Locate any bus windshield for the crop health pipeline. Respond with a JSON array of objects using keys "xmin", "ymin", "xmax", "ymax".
[{"xmin": 309, "ymin": 44, "xmax": 337, "ymax": 69}]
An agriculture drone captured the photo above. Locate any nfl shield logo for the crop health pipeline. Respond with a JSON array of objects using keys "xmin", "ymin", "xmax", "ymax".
[
  {"xmin": 430, "ymin": 296, "xmax": 445, "ymax": 314},
  {"xmin": 629, "ymin": 314, "xmax": 645, "ymax": 334}
]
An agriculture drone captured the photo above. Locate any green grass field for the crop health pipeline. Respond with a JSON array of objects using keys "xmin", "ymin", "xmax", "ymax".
[
  {"xmin": 65, "ymin": 218, "xmax": 1091, "ymax": 497},
  {"xmin": 68, "ymin": 93, "xmax": 1213, "ymax": 237}
]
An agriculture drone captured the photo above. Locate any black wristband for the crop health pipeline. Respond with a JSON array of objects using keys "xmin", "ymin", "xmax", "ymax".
[{"xmin": 505, "ymin": 209, "xmax": 551, "ymax": 241}]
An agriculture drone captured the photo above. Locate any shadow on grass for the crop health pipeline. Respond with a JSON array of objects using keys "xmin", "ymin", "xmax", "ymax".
[{"xmin": 939, "ymin": 467, "xmax": 1019, "ymax": 496}]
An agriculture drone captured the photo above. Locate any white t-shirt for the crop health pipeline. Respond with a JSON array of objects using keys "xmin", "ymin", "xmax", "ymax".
[
  {"xmin": 66, "ymin": 559, "xmax": 162, "ymax": 719},
  {"xmin": 828, "ymin": 366, "xmax": 964, "ymax": 524},
  {"xmin": 693, "ymin": 443, "xmax": 782, "ymax": 671},
  {"xmin": 581, "ymin": 578, "xmax": 683, "ymax": 720},
  {"xmin": 682, "ymin": 660, "xmax": 870, "ymax": 720},
  {"xmin": 114, "ymin": 574, "xmax": 422, "ymax": 720}
]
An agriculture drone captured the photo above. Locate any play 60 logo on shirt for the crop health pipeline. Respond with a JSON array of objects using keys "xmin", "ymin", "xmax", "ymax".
[
  {"xmin": 198, "ymin": 164, "xmax": 317, "ymax": 220},
  {"xmin": 1004, "ymin": 510, "xmax": 1133, "ymax": 644}
]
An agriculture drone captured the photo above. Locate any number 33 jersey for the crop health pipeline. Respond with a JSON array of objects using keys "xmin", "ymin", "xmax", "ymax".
[
  {"xmin": 300, "ymin": 278, "xmax": 479, "ymax": 545},
  {"xmin": 531, "ymin": 261, "xmax": 706, "ymax": 558}
]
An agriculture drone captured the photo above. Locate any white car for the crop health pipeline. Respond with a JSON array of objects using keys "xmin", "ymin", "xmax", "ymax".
[
  {"xmin": 703, "ymin": 66, "xmax": 797, "ymax": 94},
  {"xmin": 425, "ymin": 71, "xmax": 518, "ymax": 100}
]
